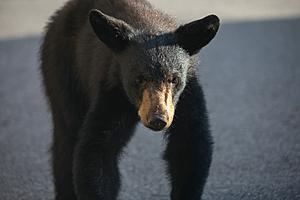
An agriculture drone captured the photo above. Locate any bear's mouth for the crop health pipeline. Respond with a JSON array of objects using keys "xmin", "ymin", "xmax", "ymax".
[{"xmin": 138, "ymin": 83, "xmax": 174, "ymax": 131}]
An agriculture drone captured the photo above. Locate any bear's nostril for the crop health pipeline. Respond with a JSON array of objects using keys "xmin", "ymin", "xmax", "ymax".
[{"xmin": 148, "ymin": 116, "xmax": 167, "ymax": 131}]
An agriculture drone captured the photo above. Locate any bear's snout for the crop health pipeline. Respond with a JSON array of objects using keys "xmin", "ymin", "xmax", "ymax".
[
  {"xmin": 148, "ymin": 115, "xmax": 167, "ymax": 131},
  {"xmin": 138, "ymin": 83, "xmax": 174, "ymax": 131}
]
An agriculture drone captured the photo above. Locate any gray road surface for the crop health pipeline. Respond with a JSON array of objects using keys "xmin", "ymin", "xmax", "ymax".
[{"xmin": 0, "ymin": 15, "xmax": 300, "ymax": 200}]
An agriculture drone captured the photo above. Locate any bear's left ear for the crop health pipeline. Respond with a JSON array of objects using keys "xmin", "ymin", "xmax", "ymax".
[
  {"xmin": 89, "ymin": 9, "xmax": 135, "ymax": 53},
  {"xmin": 175, "ymin": 15, "xmax": 220, "ymax": 55}
]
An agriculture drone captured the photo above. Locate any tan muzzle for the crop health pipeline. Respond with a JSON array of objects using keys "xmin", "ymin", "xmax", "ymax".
[{"xmin": 138, "ymin": 84, "xmax": 175, "ymax": 131}]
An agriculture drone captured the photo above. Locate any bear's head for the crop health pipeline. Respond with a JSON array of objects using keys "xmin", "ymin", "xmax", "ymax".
[{"xmin": 89, "ymin": 9, "xmax": 219, "ymax": 131}]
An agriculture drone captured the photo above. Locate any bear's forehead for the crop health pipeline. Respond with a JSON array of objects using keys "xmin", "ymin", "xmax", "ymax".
[
  {"xmin": 133, "ymin": 35, "xmax": 189, "ymax": 69},
  {"xmin": 126, "ymin": 46, "xmax": 189, "ymax": 77},
  {"xmin": 146, "ymin": 46, "xmax": 189, "ymax": 70}
]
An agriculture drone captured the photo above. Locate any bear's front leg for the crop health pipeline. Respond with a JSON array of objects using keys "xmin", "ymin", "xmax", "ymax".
[
  {"xmin": 73, "ymin": 90, "xmax": 138, "ymax": 200},
  {"xmin": 164, "ymin": 77, "xmax": 213, "ymax": 200}
]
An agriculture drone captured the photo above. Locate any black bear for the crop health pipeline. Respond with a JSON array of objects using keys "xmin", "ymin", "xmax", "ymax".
[{"xmin": 40, "ymin": 0, "xmax": 219, "ymax": 199}]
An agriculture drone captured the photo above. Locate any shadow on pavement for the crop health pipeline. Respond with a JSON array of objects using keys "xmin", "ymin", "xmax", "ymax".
[{"xmin": 0, "ymin": 17, "xmax": 299, "ymax": 200}]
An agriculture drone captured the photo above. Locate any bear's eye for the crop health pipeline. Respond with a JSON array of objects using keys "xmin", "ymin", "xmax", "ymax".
[
  {"xmin": 167, "ymin": 76, "xmax": 180, "ymax": 86},
  {"xmin": 135, "ymin": 75, "xmax": 146, "ymax": 85}
]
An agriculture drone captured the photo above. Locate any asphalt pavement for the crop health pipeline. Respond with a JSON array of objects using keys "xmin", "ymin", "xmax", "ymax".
[{"xmin": 0, "ymin": 6, "xmax": 300, "ymax": 200}]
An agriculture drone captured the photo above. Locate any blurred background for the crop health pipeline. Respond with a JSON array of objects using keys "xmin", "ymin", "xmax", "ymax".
[{"xmin": 0, "ymin": 0, "xmax": 300, "ymax": 200}]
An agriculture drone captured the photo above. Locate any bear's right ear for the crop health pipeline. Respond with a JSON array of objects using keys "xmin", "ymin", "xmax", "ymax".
[{"xmin": 89, "ymin": 9, "xmax": 135, "ymax": 53}]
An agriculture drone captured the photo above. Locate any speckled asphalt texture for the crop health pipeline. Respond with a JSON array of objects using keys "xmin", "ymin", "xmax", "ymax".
[{"xmin": 0, "ymin": 18, "xmax": 300, "ymax": 200}]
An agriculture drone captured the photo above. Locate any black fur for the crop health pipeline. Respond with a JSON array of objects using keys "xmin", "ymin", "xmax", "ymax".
[
  {"xmin": 89, "ymin": 9, "xmax": 134, "ymax": 53},
  {"xmin": 40, "ymin": 0, "xmax": 219, "ymax": 199},
  {"xmin": 164, "ymin": 76, "xmax": 213, "ymax": 200},
  {"xmin": 73, "ymin": 88, "xmax": 138, "ymax": 200},
  {"xmin": 176, "ymin": 15, "xmax": 220, "ymax": 55}
]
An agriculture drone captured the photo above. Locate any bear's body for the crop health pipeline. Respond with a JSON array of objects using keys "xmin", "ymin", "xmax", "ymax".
[{"xmin": 40, "ymin": 0, "xmax": 219, "ymax": 199}]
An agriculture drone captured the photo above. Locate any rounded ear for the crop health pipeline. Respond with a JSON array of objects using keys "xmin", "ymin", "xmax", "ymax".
[
  {"xmin": 175, "ymin": 15, "xmax": 220, "ymax": 55},
  {"xmin": 89, "ymin": 9, "xmax": 135, "ymax": 53}
]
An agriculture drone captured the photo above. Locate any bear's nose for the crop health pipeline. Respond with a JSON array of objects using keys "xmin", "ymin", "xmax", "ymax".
[{"xmin": 148, "ymin": 115, "xmax": 167, "ymax": 131}]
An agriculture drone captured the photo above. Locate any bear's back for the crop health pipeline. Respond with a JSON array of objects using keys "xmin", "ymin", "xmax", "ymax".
[
  {"xmin": 94, "ymin": 0, "xmax": 177, "ymax": 32},
  {"xmin": 43, "ymin": 0, "xmax": 177, "ymax": 54}
]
